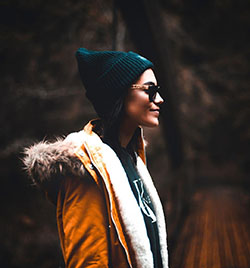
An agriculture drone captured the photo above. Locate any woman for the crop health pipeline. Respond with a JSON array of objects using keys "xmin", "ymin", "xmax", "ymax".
[{"xmin": 24, "ymin": 48, "xmax": 168, "ymax": 268}]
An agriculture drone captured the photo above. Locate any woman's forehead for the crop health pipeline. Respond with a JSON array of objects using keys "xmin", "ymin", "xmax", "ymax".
[{"xmin": 135, "ymin": 69, "xmax": 157, "ymax": 85}]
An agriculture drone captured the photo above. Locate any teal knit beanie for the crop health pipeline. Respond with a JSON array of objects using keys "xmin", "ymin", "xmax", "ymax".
[{"xmin": 75, "ymin": 48, "xmax": 153, "ymax": 117}]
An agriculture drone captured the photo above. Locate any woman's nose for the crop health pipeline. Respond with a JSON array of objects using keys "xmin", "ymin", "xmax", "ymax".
[{"xmin": 154, "ymin": 92, "xmax": 164, "ymax": 104}]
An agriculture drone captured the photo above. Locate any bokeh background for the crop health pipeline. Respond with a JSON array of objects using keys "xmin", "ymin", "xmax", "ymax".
[{"xmin": 1, "ymin": 0, "xmax": 249, "ymax": 267}]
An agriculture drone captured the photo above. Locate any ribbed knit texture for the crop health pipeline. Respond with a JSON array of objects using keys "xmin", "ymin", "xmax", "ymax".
[{"xmin": 75, "ymin": 48, "xmax": 153, "ymax": 116}]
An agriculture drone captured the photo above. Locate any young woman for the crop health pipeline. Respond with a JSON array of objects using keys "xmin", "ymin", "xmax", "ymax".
[{"xmin": 24, "ymin": 48, "xmax": 169, "ymax": 268}]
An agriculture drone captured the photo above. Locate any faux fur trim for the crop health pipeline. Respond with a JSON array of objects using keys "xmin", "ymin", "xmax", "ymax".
[{"xmin": 23, "ymin": 135, "xmax": 85, "ymax": 188}]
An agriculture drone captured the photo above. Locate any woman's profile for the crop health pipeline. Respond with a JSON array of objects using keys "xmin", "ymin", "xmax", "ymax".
[{"xmin": 24, "ymin": 48, "xmax": 169, "ymax": 268}]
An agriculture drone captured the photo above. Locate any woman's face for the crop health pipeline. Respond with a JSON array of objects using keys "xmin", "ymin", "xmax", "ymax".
[{"xmin": 123, "ymin": 68, "xmax": 164, "ymax": 128}]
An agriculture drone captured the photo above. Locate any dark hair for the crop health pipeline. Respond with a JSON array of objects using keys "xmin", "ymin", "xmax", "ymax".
[
  {"xmin": 102, "ymin": 97, "xmax": 124, "ymax": 143},
  {"xmin": 99, "ymin": 90, "xmax": 139, "ymax": 163}
]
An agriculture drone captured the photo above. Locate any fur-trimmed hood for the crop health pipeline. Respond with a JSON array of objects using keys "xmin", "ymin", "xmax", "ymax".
[
  {"xmin": 23, "ymin": 133, "xmax": 86, "ymax": 190},
  {"xmin": 23, "ymin": 117, "xmax": 146, "ymax": 190}
]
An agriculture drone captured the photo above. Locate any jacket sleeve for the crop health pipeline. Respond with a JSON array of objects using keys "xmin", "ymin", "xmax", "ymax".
[{"xmin": 56, "ymin": 173, "xmax": 110, "ymax": 268}]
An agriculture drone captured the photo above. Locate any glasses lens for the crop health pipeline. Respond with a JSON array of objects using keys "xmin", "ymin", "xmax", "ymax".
[{"xmin": 148, "ymin": 85, "xmax": 159, "ymax": 102}]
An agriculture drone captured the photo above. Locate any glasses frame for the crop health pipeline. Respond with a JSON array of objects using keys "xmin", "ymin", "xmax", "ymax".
[{"xmin": 131, "ymin": 84, "xmax": 160, "ymax": 102}]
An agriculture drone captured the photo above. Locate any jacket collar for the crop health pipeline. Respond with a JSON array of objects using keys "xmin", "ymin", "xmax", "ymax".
[{"xmin": 83, "ymin": 119, "xmax": 146, "ymax": 164}]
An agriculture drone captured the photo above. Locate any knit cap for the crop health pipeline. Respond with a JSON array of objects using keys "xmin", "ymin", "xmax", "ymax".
[{"xmin": 75, "ymin": 48, "xmax": 153, "ymax": 117}]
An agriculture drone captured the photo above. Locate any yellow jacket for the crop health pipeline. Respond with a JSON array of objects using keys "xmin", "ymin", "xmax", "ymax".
[{"xmin": 24, "ymin": 120, "xmax": 168, "ymax": 268}]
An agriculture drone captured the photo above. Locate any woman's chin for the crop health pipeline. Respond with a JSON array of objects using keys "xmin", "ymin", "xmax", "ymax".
[{"xmin": 141, "ymin": 119, "xmax": 159, "ymax": 128}]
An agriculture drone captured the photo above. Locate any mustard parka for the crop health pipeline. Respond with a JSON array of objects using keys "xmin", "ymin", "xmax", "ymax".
[{"xmin": 24, "ymin": 120, "xmax": 169, "ymax": 268}]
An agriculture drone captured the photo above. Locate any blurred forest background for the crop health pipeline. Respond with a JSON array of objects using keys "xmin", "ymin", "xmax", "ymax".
[{"xmin": 0, "ymin": 0, "xmax": 249, "ymax": 267}]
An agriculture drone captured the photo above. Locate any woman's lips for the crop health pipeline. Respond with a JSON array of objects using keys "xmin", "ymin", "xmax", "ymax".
[{"xmin": 150, "ymin": 109, "xmax": 160, "ymax": 115}]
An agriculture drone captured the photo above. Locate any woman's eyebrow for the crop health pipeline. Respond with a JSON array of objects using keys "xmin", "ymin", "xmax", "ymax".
[{"xmin": 143, "ymin": 81, "xmax": 155, "ymax": 86}]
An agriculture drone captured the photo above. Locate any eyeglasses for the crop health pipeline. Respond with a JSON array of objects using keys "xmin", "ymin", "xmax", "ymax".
[{"xmin": 131, "ymin": 84, "xmax": 160, "ymax": 102}]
